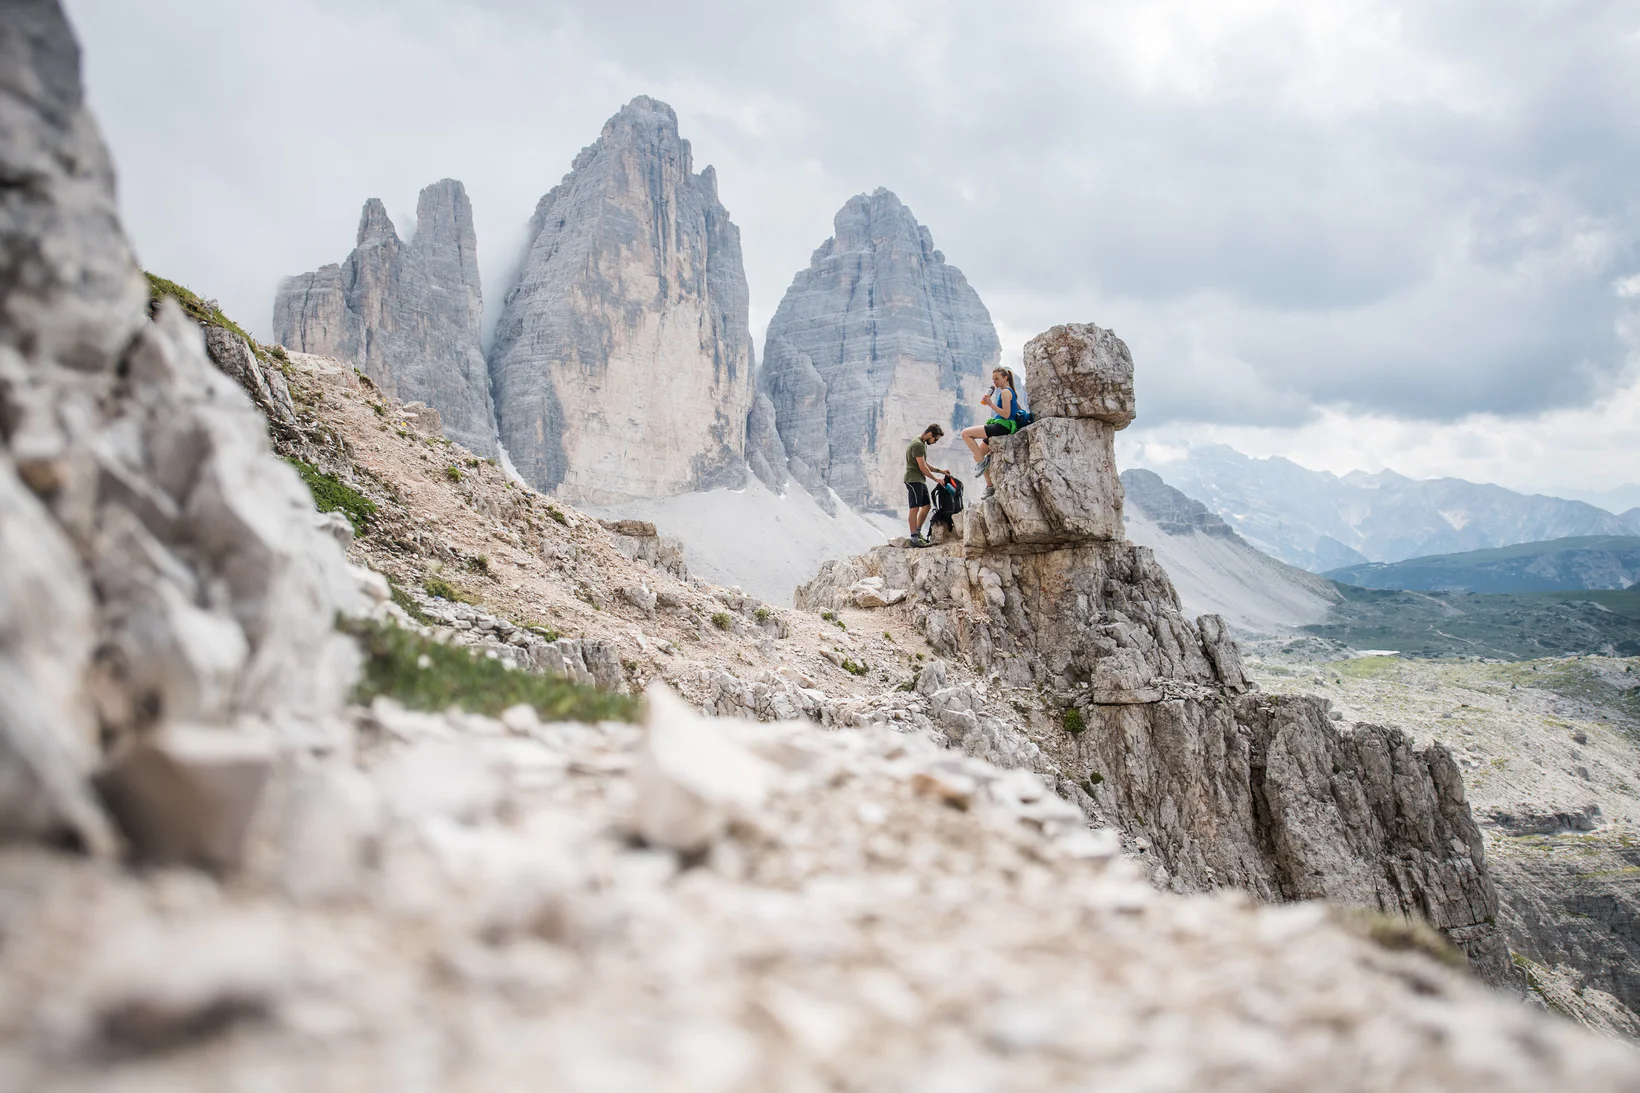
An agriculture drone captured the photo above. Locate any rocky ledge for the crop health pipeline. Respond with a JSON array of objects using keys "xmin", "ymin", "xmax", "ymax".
[{"xmin": 800, "ymin": 322, "xmax": 1513, "ymax": 983}]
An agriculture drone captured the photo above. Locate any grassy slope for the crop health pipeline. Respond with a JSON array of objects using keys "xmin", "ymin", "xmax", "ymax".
[
  {"xmin": 1325, "ymin": 536, "xmax": 1640, "ymax": 592},
  {"xmin": 1305, "ymin": 584, "xmax": 1640, "ymax": 659}
]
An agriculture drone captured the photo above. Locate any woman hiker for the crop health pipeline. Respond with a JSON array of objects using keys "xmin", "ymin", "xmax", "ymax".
[{"xmin": 960, "ymin": 367, "xmax": 1022, "ymax": 498}]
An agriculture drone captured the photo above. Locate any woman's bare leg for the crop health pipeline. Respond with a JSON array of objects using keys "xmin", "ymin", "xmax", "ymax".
[{"xmin": 960, "ymin": 425, "xmax": 988, "ymax": 461}]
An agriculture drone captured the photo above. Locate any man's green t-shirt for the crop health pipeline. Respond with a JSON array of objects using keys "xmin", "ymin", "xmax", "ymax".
[{"xmin": 904, "ymin": 439, "xmax": 928, "ymax": 484}]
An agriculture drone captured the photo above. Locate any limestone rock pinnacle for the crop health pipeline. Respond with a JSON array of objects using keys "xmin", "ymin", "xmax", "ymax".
[
  {"xmin": 273, "ymin": 179, "xmax": 499, "ymax": 458},
  {"xmin": 486, "ymin": 96, "xmax": 755, "ymax": 503},
  {"xmin": 759, "ymin": 189, "xmax": 1001, "ymax": 512}
]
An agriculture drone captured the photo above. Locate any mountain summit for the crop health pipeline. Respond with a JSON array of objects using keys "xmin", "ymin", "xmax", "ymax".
[
  {"xmin": 273, "ymin": 179, "xmax": 498, "ymax": 457},
  {"xmin": 487, "ymin": 96, "xmax": 755, "ymax": 503},
  {"xmin": 758, "ymin": 188, "xmax": 1000, "ymax": 512}
]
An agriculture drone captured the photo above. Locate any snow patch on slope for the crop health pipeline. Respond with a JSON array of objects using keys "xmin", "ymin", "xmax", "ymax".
[{"xmin": 592, "ymin": 475, "xmax": 890, "ymax": 605}]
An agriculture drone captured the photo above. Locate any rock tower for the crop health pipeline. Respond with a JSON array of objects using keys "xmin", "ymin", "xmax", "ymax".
[
  {"xmin": 487, "ymin": 97, "xmax": 755, "ymax": 503},
  {"xmin": 758, "ymin": 189, "xmax": 1000, "ymax": 512},
  {"xmin": 799, "ymin": 323, "xmax": 1511, "ymax": 981},
  {"xmin": 273, "ymin": 180, "xmax": 499, "ymax": 457}
]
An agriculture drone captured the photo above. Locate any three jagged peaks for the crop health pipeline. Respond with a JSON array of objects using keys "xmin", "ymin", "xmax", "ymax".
[{"xmin": 271, "ymin": 98, "xmax": 1001, "ymax": 514}]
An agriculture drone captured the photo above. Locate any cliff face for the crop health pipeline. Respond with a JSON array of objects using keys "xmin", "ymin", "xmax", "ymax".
[
  {"xmin": 759, "ymin": 189, "xmax": 1001, "ymax": 511},
  {"xmin": 798, "ymin": 323, "xmax": 1513, "ymax": 984},
  {"xmin": 487, "ymin": 96, "xmax": 754, "ymax": 504},
  {"xmin": 273, "ymin": 180, "xmax": 498, "ymax": 457}
]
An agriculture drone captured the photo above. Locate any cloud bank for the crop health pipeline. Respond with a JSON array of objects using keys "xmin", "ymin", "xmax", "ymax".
[{"xmin": 63, "ymin": 0, "xmax": 1640, "ymax": 486}]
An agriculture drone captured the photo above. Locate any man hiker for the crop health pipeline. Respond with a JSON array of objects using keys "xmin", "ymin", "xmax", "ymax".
[{"xmin": 904, "ymin": 424, "xmax": 950, "ymax": 547}]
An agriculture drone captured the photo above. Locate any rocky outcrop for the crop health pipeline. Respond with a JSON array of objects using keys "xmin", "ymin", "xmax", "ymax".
[
  {"xmin": 487, "ymin": 96, "xmax": 754, "ymax": 504},
  {"xmin": 798, "ymin": 322, "xmax": 1512, "ymax": 983},
  {"xmin": 1491, "ymin": 833, "xmax": 1640, "ymax": 1026},
  {"xmin": 745, "ymin": 390, "xmax": 788, "ymax": 491},
  {"xmin": 760, "ymin": 189, "xmax": 1001, "ymax": 512},
  {"xmin": 0, "ymin": 0, "xmax": 363, "ymax": 863},
  {"xmin": 273, "ymin": 180, "xmax": 498, "ymax": 457}
]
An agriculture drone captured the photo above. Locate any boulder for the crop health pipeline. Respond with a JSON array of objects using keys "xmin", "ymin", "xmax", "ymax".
[
  {"xmin": 1022, "ymin": 323, "xmax": 1136, "ymax": 424},
  {"xmin": 93, "ymin": 724, "xmax": 274, "ymax": 871},
  {"xmin": 1197, "ymin": 613, "xmax": 1249, "ymax": 692},
  {"xmin": 633, "ymin": 684, "xmax": 773, "ymax": 854},
  {"xmin": 201, "ymin": 327, "xmax": 296, "ymax": 427}
]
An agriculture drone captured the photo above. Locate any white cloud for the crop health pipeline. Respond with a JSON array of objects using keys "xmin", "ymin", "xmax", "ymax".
[{"xmin": 60, "ymin": 0, "xmax": 1640, "ymax": 482}]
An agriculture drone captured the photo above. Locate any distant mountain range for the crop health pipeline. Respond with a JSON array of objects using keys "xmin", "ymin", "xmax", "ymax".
[
  {"xmin": 1137, "ymin": 445, "xmax": 1640, "ymax": 572},
  {"xmin": 1324, "ymin": 536, "xmax": 1640, "ymax": 594},
  {"xmin": 1117, "ymin": 469, "xmax": 1640, "ymax": 656},
  {"xmin": 1119, "ymin": 469, "xmax": 1342, "ymax": 636}
]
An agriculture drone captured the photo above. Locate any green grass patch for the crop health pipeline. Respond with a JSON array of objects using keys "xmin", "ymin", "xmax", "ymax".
[
  {"xmin": 547, "ymin": 506, "xmax": 569, "ymax": 526},
  {"xmin": 1333, "ymin": 655, "xmax": 1403, "ymax": 680},
  {"xmin": 145, "ymin": 271, "xmax": 264, "ymax": 355},
  {"xmin": 445, "ymin": 465, "xmax": 463, "ymax": 482},
  {"xmin": 1062, "ymin": 707, "xmax": 1086, "ymax": 735},
  {"xmin": 422, "ymin": 576, "xmax": 475, "ymax": 604},
  {"xmin": 285, "ymin": 458, "xmax": 376, "ymax": 533},
  {"xmin": 842, "ymin": 658, "xmax": 869, "ymax": 676},
  {"xmin": 711, "ymin": 611, "xmax": 734, "ymax": 631},
  {"xmin": 348, "ymin": 621, "xmax": 636, "ymax": 722}
]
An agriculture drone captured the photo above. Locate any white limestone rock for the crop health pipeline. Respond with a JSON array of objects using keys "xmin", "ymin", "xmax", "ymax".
[
  {"xmin": 488, "ymin": 97, "xmax": 754, "ymax": 503},
  {"xmin": 93, "ymin": 724, "xmax": 274, "ymax": 871},
  {"xmin": 1022, "ymin": 322, "xmax": 1136, "ymax": 424},
  {"xmin": 964, "ymin": 418, "xmax": 1125, "ymax": 550},
  {"xmin": 0, "ymin": 1, "xmax": 360, "ymax": 861},
  {"xmin": 634, "ymin": 684, "xmax": 773, "ymax": 853}
]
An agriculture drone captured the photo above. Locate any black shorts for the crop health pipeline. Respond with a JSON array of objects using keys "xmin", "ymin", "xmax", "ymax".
[
  {"xmin": 906, "ymin": 481, "xmax": 931, "ymax": 508},
  {"xmin": 984, "ymin": 422, "xmax": 1013, "ymax": 438}
]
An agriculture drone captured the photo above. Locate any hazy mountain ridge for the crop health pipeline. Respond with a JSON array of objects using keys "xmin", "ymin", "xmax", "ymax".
[
  {"xmin": 1326, "ymin": 536, "xmax": 1640, "ymax": 593},
  {"xmin": 1142, "ymin": 444, "xmax": 1640, "ymax": 571},
  {"xmin": 1119, "ymin": 469, "xmax": 1342, "ymax": 636}
]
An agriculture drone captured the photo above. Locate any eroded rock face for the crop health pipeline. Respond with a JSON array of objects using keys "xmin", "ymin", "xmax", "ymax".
[
  {"xmin": 487, "ymin": 96, "xmax": 754, "ymax": 503},
  {"xmin": 964, "ymin": 418, "xmax": 1125, "ymax": 550},
  {"xmin": 273, "ymin": 180, "xmax": 498, "ymax": 457},
  {"xmin": 760, "ymin": 189, "xmax": 1000, "ymax": 512},
  {"xmin": 0, "ymin": 0, "xmax": 359, "ymax": 862},
  {"xmin": 798, "ymin": 320, "xmax": 1514, "ymax": 984}
]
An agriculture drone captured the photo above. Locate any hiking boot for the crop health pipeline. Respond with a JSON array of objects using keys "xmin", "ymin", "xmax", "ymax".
[
  {"xmin": 981, "ymin": 486, "xmax": 995, "ymax": 500},
  {"xmin": 974, "ymin": 455, "xmax": 991, "ymax": 478}
]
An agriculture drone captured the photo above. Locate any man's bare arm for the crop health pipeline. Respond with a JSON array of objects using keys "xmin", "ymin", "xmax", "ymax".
[{"xmin": 917, "ymin": 455, "xmax": 946, "ymax": 478}]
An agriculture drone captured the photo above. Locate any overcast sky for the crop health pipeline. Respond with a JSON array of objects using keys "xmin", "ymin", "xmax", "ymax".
[{"xmin": 63, "ymin": 0, "xmax": 1640, "ymax": 498}]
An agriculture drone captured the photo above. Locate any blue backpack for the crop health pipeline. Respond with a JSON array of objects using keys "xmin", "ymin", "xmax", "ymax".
[{"xmin": 1005, "ymin": 387, "xmax": 1033, "ymax": 429}]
